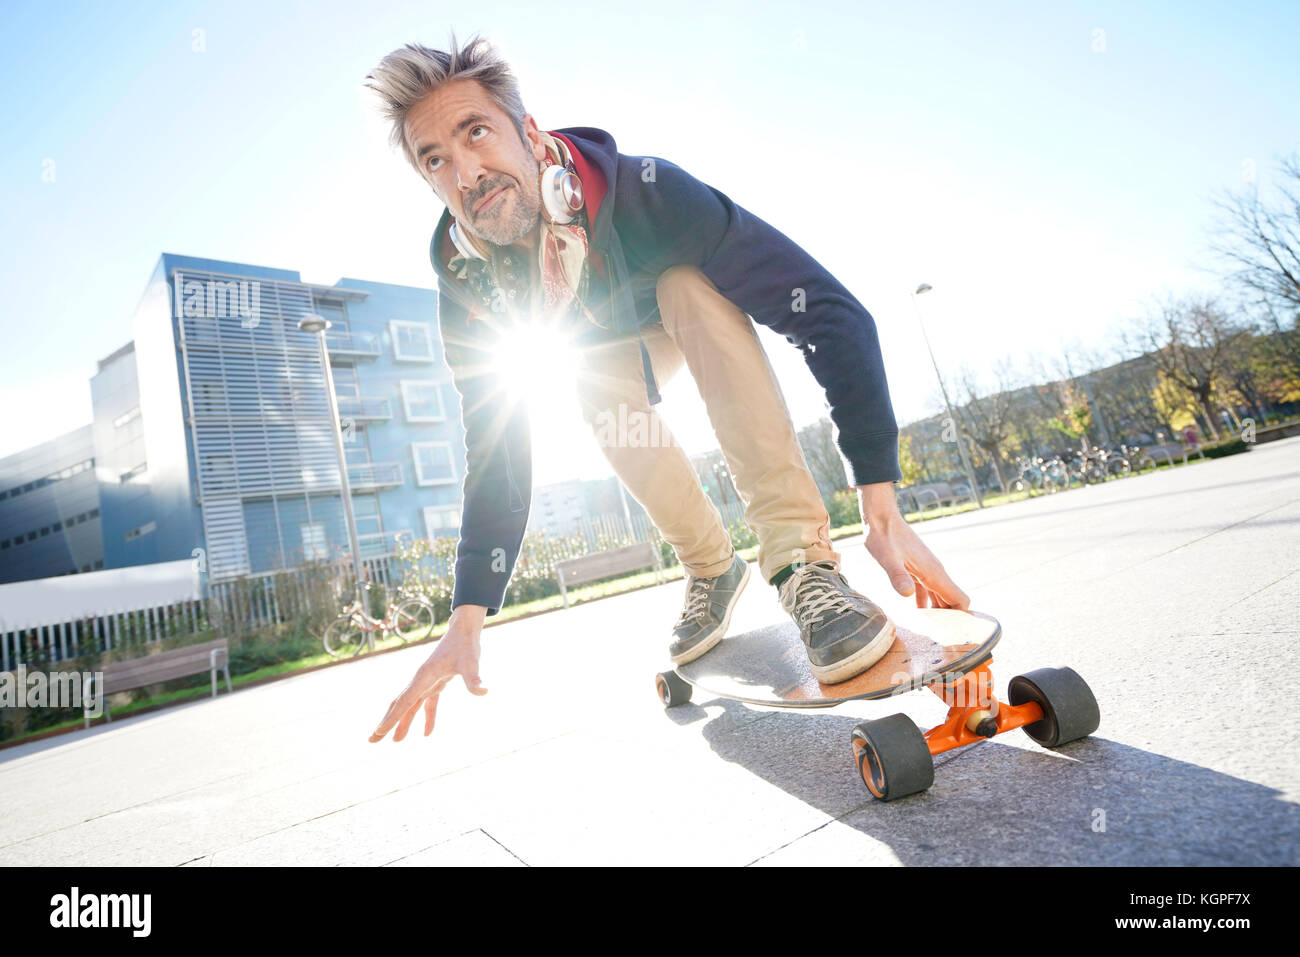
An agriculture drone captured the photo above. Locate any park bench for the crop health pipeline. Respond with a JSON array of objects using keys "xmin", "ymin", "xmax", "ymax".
[
  {"xmin": 555, "ymin": 542, "xmax": 665, "ymax": 609},
  {"xmin": 83, "ymin": 637, "xmax": 232, "ymax": 728},
  {"xmin": 1147, "ymin": 444, "xmax": 1204, "ymax": 466},
  {"xmin": 898, "ymin": 481, "xmax": 974, "ymax": 513}
]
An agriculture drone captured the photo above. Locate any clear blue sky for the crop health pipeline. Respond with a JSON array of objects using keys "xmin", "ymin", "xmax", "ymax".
[{"xmin": 2, "ymin": 0, "xmax": 1297, "ymax": 484}]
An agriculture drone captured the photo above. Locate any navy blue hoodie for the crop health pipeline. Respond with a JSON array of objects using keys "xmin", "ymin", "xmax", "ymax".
[{"xmin": 430, "ymin": 127, "xmax": 901, "ymax": 615}]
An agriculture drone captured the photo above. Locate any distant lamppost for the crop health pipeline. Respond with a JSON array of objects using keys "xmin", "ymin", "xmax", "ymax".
[
  {"xmin": 910, "ymin": 284, "xmax": 984, "ymax": 509},
  {"xmin": 298, "ymin": 314, "xmax": 368, "ymax": 627}
]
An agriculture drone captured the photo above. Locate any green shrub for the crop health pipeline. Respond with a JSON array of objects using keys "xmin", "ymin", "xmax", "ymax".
[
  {"xmin": 1200, "ymin": 438, "xmax": 1252, "ymax": 459},
  {"xmin": 827, "ymin": 489, "xmax": 860, "ymax": 528},
  {"xmin": 727, "ymin": 518, "xmax": 758, "ymax": 550}
]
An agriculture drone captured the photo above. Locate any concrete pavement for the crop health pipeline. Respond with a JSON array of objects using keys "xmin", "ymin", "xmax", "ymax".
[{"xmin": 3, "ymin": 437, "xmax": 1298, "ymax": 866}]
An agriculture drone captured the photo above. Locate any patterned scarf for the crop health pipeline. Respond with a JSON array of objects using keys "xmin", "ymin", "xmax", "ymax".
[{"xmin": 447, "ymin": 131, "xmax": 605, "ymax": 331}]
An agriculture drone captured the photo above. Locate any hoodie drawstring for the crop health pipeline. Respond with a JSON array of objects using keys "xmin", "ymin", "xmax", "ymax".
[{"xmin": 636, "ymin": 326, "xmax": 662, "ymax": 405}]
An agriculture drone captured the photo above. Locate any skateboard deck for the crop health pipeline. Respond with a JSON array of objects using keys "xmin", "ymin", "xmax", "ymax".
[
  {"xmin": 655, "ymin": 605, "xmax": 1100, "ymax": 802},
  {"xmin": 673, "ymin": 607, "xmax": 1001, "ymax": 708}
]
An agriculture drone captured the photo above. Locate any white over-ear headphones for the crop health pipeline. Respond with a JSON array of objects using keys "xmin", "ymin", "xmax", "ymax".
[{"xmin": 449, "ymin": 156, "xmax": 585, "ymax": 261}]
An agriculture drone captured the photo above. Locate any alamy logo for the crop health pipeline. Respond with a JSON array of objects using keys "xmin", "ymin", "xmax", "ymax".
[
  {"xmin": 593, "ymin": 403, "xmax": 677, "ymax": 449},
  {"xmin": 173, "ymin": 277, "xmax": 262, "ymax": 328},
  {"xmin": 49, "ymin": 887, "xmax": 151, "ymax": 937},
  {"xmin": 0, "ymin": 667, "xmax": 102, "ymax": 718}
]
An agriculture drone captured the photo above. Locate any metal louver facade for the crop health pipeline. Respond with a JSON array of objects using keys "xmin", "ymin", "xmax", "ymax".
[{"xmin": 174, "ymin": 268, "xmax": 386, "ymax": 581}]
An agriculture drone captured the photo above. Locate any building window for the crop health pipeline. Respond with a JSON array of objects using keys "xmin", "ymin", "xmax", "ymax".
[
  {"xmin": 89, "ymin": 508, "xmax": 99, "ymax": 518},
  {"xmin": 301, "ymin": 522, "xmax": 328, "ymax": 561},
  {"xmin": 423, "ymin": 506, "xmax": 461, "ymax": 539},
  {"xmin": 52, "ymin": 521, "xmax": 62, "ymax": 531},
  {"xmin": 120, "ymin": 462, "xmax": 147, "ymax": 483},
  {"xmin": 411, "ymin": 443, "xmax": 457, "ymax": 486},
  {"xmin": 113, "ymin": 406, "xmax": 141, "ymax": 428},
  {"xmin": 400, "ymin": 381, "xmax": 445, "ymax": 422},
  {"xmin": 390, "ymin": 321, "xmax": 435, "ymax": 362},
  {"xmin": 94, "ymin": 559, "xmax": 103, "ymax": 569},
  {"xmin": 124, "ymin": 521, "xmax": 156, "ymax": 542}
]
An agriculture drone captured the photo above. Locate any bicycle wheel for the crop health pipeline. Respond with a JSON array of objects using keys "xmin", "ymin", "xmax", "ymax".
[
  {"xmin": 323, "ymin": 615, "xmax": 366, "ymax": 658},
  {"xmin": 392, "ymin": 598, "xmax": 435, "ymax": 643}
]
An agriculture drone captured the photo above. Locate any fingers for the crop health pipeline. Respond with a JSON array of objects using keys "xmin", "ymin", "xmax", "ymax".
[
  {"xmin": 369, "ymin": 696, "xmax": 405, "ymax": 743},
  {"xmin": 392, "ymin": 697, "xmax": 420, "ymax": 743},
  {"xmin": 423, "ymin": 695, "xmax": 438, "ymax": 736},
  {"xmin": 920, "ymin": 563, "xmax": 970, "ymax": 610},
  {"xmin": 463, "ymin": 671, "xmax": 488, "ymax": 696}
]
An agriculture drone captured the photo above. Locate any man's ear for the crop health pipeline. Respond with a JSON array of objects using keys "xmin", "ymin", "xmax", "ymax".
[{"xmin": 521, "ymin": 114, "xmax": 547, "ymax": 164}]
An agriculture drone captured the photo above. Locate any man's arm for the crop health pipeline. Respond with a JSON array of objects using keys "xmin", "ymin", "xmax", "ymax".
[
  {"xmin": 616, "ymin": 155, "xmax": 902, "ymax": 487},
  {"xmin": 437, "ymin": 290, "xmax": 532, "ymax": 616}
]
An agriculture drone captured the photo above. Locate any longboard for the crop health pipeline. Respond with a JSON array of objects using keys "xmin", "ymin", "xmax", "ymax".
[
  {"xmin": 674, "ymin": 607, "xmax": 1000, "ymax": 708},
  {"xmin": 654, "ymin": 606, "xmax": 1100, "ymax": 802}
]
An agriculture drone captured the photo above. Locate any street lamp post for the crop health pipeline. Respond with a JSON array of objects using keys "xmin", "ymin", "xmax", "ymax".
[
  {"xmin": 910, "ymin": 284, "xmax": 984, "ymax": 509},
  {"xmin": 298, "ymin": 314, "xmax": 370, "ymax": 647}
]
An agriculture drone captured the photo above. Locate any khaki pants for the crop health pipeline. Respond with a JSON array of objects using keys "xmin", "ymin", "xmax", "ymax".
[{"xmin": 574, "ymin": 264, "xmax": 840, "ymax": 584}]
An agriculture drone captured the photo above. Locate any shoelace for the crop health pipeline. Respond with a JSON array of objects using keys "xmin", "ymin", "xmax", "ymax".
[
  {"xmin": 677, "ymin": 576, "xmax": 715, "ymax": 623},
  {"xmin": 783, "ymin": 565, "xmax": 861, "ymax": 627}
]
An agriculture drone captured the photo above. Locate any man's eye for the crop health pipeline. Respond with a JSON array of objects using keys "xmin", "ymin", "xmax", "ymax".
[
  {"xmin": 470, "ymin": 125, "xmax": 488, "ymax": 139},
  {"xmin": 427, "ymin": 156, "xmax": 442, "ymax": 172}
]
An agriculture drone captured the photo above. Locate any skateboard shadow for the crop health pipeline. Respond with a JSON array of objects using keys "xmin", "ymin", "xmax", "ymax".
[{"xmin": 689, "ymin": 698, "xmax": 1298, "ymax": 866}]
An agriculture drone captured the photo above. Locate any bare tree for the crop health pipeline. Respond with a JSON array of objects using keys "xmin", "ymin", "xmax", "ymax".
[
  {"xmin": 796, "ymin": 418, "xmax": 849, "ymax": 496},
  {"xmin": 953, "ymin": 360, "xmax": 1021, "ymax": 493},
  {"xmin": 1211, "ymin": 153, "xmax": 1300, "ymax": 316}
]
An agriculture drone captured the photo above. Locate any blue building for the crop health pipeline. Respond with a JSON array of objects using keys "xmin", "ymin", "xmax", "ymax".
[
  {"xmin": 0, "ymin": 425, "xmax": 103, "ymax": 584},
  {"xmin": 1, "ymin": 252, "xmax": 466, "ymax": 586}
]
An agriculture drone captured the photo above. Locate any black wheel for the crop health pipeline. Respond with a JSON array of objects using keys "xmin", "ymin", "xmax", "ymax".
[
  {"xmin": 1008, "ymin": 667, "xmax": 1101, "ymax": 747},
  {"xmin": 655, "ymin": 671, "xmax": 692, "ymax": 707},
  {"xmin": 1135, "ymin": 454, "xmax": 1157, "ymax": 473},
  {"xmin": 322, "ymin": 616, "xmax": 365, "ymax": 658},
  {"xmin": 392, "ymin": 598, "xmax": 435, "ymax": 642},
  {"xmin": 850, "ymin": 714, "xmax": 935, "ymax": 801}
]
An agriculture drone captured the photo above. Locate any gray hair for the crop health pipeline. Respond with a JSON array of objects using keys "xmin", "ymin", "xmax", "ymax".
[{"xmin": 363, "ymin": 31, "xmax": 528, "ymax": 175}]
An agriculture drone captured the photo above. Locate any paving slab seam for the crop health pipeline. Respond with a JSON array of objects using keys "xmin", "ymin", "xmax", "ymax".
[
  {"xmin": 0, "ymin": 727, "xmax": 582, "ymax": 859},
  {"xmin": 1216, "ymin": 567, "xmax": 1300, "ymax": 612},
  {"xmin": 188, "ymin": 729, "xmax": 581, "ymax": 863},
  {"xmin": 1093, "ymin": 494, "xmax": 1300, "ymax": 576},
  {"xmin": 740, "ymin": 739, "xmax": 994, "ymax": 867},
  {"xmin": 478, "ymin": 828, "xmax": 530, "ymax": 866}
]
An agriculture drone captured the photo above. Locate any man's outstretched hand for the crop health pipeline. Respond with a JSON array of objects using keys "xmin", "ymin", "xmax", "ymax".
[
  {"xmin": 858, "ymin": 483, "xmax": 970, "ymax": 609},
  {"xmin": 369, "ymin": 604, "xmax": 489, "ymax": 743}
]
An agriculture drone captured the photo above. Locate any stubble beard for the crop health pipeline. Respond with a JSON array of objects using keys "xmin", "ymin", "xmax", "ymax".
[{"xmin": 465, "ymin": 175, "xmax": 541, "ymax": 247}]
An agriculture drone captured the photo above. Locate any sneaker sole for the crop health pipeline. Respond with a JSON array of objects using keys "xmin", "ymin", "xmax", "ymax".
[
  {"xmin": 669, "ymin": 560, "xmax": 752, "ymax": 665},
  {"xmin": 808, "ymin": 618, "xmax": 897, "ymax": 685}
]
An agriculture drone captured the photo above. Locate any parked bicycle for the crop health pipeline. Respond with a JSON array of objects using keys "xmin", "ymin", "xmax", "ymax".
[
  {"xmin": 1116, "ymin": 443, "xmax": 1158, "ymax": 474},
  {"xmin": 322, "ymin": 580, "xmax": 437, "ymax": 658},
  {"xmin": 1010, "ymin": 455, "xmax": 1069, "ymax": 495}
]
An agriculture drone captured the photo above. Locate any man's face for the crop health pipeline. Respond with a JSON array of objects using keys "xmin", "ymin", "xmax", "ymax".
[{"xmin": 405, "ymin": 78, "xmax": 546, "ymax": 248}]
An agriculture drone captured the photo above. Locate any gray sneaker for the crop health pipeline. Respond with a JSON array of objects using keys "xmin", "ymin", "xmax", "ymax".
[
  {"xmin": 778, "ymin": 562, "xmax": 895, "ymax": 684},
  {"xmin": 669, "ymin": 554, "xmax": 752, "ymax": 664}
]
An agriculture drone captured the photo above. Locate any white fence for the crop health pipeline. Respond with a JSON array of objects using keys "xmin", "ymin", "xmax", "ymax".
[
  {"xmin": 0, "ymin": 559, "xmax": 207, "ymax": 672},
  {"xmin": 0, "ymin": 502, "xmax": 757, "ymax": 669}
]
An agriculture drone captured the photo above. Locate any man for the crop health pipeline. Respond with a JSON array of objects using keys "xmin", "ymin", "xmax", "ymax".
[{"xmin": 365, "ymin": 33, "xmax": 969, "ymax": 743}]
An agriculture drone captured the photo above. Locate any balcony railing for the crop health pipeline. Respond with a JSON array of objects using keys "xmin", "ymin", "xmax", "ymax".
[
  {"xmin": 357, "ymin": 529, "xmax": 413, "ymax": 559},
  {"xmin": 325, "ymin": 330, "xmax": 380, "ymax": 360},
  {"xmin": 347, "ymin": 461, "xmax": 403, "ymax": 490},
  {"xmin": 336, "ymin": 395, "xmax": 392, "ymax": 422}
]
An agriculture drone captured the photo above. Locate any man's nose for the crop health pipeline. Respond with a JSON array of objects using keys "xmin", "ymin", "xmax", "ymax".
[{"xmin": 455, "ymin": 155, "xmax": 487, "ymax": 196}]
